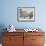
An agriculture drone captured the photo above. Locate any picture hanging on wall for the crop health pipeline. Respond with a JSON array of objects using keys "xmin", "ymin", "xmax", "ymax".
[{"xmin": 17, "ymin": 7, "xmax": 35, "ymax": 22}]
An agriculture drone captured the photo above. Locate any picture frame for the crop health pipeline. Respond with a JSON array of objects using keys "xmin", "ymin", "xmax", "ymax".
[{"xmin": 17, "ymin": 7, "xmax": 35, "ymax": 22}]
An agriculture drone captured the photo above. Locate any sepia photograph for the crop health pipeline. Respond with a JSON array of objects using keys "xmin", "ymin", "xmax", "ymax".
[{"xmin": 17, "ymin": 7, "xmax": 35, "ymax": 22}]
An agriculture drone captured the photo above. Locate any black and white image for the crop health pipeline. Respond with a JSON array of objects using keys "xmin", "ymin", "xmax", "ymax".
[{"xmin": 17, "ymin": 7, "xmax": 35, "ymax": 22}]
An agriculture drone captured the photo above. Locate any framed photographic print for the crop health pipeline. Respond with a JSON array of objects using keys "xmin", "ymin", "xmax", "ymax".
[{"xmin": 17, "ymin": 7, "xmax": 35, "ymax": 22}]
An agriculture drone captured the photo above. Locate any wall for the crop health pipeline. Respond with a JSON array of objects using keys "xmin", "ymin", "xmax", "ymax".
[{"xmin": 0, "ymin": 0, "xmax": 46, "ymax": 43}]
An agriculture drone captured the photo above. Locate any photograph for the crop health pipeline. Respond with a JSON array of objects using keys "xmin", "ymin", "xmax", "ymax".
[{"xmin": 17, "ymin": 7, "xmax": 35, "ymax": 22}]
